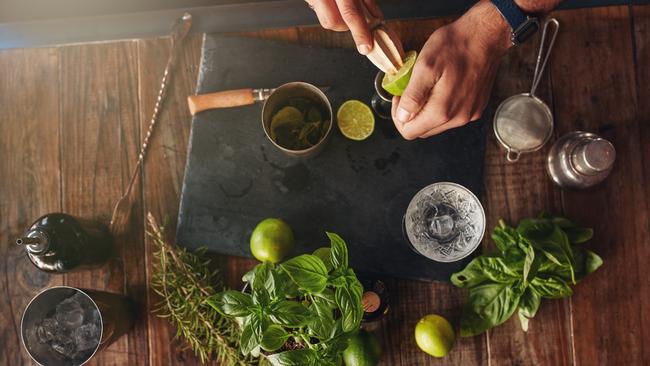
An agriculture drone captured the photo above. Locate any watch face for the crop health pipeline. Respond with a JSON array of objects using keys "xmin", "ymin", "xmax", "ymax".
[{"xmin": 513, "ymin": 19, "xmax": 540, "ymax": 45}]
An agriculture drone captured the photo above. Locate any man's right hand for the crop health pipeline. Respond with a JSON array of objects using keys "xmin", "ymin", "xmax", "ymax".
[{"xmin": 306, "ymin": 0, "xmax": 383, "ymax": 55}]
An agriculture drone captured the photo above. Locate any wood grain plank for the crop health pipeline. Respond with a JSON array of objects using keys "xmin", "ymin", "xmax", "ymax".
[
  {"xmin": 0, "ymin": 47, "xmax": 63, "ymax": 365},
  {"xmin": 631, "ymin": 7, "xmax": 650, "ymax": 365},
  {"xmin": 481, "ymin": 14, "xmax": 572, "ymax": 366},
  {"xmin": 58, "ymin": 41, "xmax": 148, "ymax": 366},
  {"xmin": 551, "ymin": 6, "xmax": 650, "ymax": 366},
  {"xmin": 137, "ymin": 34, "xmax": 208, "ymax": 366}
]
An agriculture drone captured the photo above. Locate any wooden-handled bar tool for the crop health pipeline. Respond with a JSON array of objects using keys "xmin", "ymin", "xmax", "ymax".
[
  {"xmin": 362, "ymin": 4, "xmax": 405, "ymax": 75},
  {"xmin": 187, "ymin": 88, "xmax": 272, "ymax": 115},
  {"xmin": 187, "ymin": 86, "xmax": 329, "ymax": 115}
]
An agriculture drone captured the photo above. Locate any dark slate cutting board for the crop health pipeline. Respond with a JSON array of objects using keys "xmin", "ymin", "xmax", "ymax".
[{"xmin": 176, "ymin": 34, "xmax": 487, "ymax": 282}]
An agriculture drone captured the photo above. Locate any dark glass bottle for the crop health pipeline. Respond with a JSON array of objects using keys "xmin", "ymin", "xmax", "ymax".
[
  {"xmin": 360, "ymin": 278, "xmax": 390, "ymax": 327},
  {"xmin": 16, "ymin": 213, "xmax": 113, "ymax": 273}
]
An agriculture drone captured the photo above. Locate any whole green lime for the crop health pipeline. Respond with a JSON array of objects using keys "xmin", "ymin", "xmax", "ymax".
[
  {"xmin": 343, "ymin": 330, "xmax": 382, "ymax": 366},
  {"xmin": 414, "ymin": 314, "xmax": 455, "ymax": 358},
  {"xmin": 249, "ymin": 218, "xmax": 294, "ymax": 263}
]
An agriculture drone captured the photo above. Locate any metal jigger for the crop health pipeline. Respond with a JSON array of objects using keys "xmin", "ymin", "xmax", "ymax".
[{"xmin": 372, "ymin": 71, "xmax": 393, "ymax": 120}]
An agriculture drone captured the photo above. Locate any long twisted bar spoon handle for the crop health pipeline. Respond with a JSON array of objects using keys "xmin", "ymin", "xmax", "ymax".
[{"xmin": 109, "ymin": 13, "xmax": 192, "ymax": 232}]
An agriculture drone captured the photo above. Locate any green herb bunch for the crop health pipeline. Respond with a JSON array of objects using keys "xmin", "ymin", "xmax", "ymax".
[
  {"xmin": 207, "ymin": 232, "xmax": 364, "ymax": 366},
  {"xmin": 147, "ymin": 214, "xmax": 261, "ymax": 365},
  {"xmin": 451, "ymin": 214, "xmax": 603, "ymax": 336}
]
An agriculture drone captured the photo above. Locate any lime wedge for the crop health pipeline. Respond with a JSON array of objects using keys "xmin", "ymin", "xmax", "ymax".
[
  {"xmin": 382, "ymin": 51, "xmax": 417, "ymax": 96},
  {"xmin": 270, "ymin": 106, "xmax": 303, "ymax": 141},
  {"xmin": 337, "ymin": 100, "xmax": 375, "ymax": 141}
]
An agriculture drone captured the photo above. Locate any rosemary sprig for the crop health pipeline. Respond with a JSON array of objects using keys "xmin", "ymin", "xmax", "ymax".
[{"xmin": 147, "ymin": 213, "xmax": 262, "ymax": 365}]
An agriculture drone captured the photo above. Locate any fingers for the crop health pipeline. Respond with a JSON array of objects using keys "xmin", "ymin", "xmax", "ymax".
[
  {"xmin": 309, "ymin": 0, "xmax": 347, "ymax": 32},
  {"xmin": 393, "ymin": 71, "xmax": 478, "ymax": 140},
  {"xmin": 393, "ymin": 58, "xmax": 440, "ymax": 125},
  {"xmin": 335, "ymin": 0, "xmax": 374, "ymax": 54}
]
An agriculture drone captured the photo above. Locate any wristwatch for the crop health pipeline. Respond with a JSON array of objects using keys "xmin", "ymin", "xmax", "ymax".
[{"xmin": 490, "ymin": 0, "xmax": 540, "ymax": 46}]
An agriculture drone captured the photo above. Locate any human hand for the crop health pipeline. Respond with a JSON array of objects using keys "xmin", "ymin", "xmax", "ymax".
[
  {"xmin": 305, "ymin": 0, "xmax": 383, "ymax": 55},
  {"xmin": 392, "ymin": 1, "xmax": 512, "ymax": 139}
]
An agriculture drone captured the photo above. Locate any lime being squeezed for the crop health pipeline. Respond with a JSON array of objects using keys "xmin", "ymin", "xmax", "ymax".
[{"xmin": 382, "ymin": 51, "xmax": 417, "ymax": 96}]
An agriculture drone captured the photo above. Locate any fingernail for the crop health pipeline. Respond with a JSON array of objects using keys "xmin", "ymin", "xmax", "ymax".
[
  {"xmin": 396, "ymin": 107, "xmax": 413, "ymax": 123},
  {"xmin": 357, "ymin": 44, "xmax": 371, "ymax": 55}
]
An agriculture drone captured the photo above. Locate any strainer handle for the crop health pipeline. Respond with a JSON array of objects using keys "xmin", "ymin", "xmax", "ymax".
[
  {"xmin": 530, "ymin": 18, "xmax": 560, "ymax": 96},
  {"xmin": 506, "ymin": 149, "xmax": 521, "ymax": 163}
]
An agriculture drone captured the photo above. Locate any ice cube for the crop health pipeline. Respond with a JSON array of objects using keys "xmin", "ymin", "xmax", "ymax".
[
  {"xmin": 51, "ymin": 339, "xmax": 76, "ymax": 358},
  {"xmin": 55, "ymin": 297, "xmax": 84, "ymax": 329},
  {"xmin": 36, "ymin": 317, "xmax": 58, "ymax": 343},
  {"xmin": 74, "ymin": 323, "xmax": 100, "ymax": 351}
]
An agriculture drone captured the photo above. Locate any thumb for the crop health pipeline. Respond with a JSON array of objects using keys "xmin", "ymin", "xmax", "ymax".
[{"xmin": 394, "ymin": 63, "xmax": 437, "ymax": 123}]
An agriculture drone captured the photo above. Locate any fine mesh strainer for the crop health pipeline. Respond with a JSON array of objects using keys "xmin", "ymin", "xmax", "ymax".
[{"xmin": 494, "ymin": 18, "xmax": 560, "ymax": 162}]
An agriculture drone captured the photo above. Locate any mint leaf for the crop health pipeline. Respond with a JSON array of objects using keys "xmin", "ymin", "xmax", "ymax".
[{"xmin": 280, "ymin": 254, "xmax": 328, "ymax": 293}]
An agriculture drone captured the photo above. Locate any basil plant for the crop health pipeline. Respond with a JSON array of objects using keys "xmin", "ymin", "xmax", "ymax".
[
  {"xmin": 207, "ymin": 233, "xmax": 364, "ymax": 366},
  {"xmin": 452, "ymin": 214, "xmax": 603, "ymax": 337}
]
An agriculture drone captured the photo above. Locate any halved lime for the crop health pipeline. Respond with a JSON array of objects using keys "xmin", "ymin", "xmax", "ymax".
[
  {"xmin": 337, "ymin": 100, "xmax": 375, "ymax": 141},
  {"xmin": 382, "ymin": 51, "xmax": 417, "ymax": 96}
]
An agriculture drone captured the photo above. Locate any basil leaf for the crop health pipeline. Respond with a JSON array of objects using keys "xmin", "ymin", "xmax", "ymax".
[
  {"xmin": 253, "ymin": 287, "xmax": 271, "ymax": 307},
  {"xmin": 269, "ymin": 300, "xmax": 311, "ymax": 327},
  {"xmin": 346, "ymin": 268, "xmax": 364, "ymax": 298},
  {"xmin": 520, "ymin": 242, "xmax": 536, "ymax": 284},
  {"xmin": 551, "ymin": 216, "xmax": 575, "ymax": 229},
  {"xmin": 260, "ymin": 325, "xmax": 289, "ymax": 352},
  {"xmin": 523, "ymin": 224, "xmax": 575, "ymax": 283},
  {"xmin": 280, "ymin": 254, "xmax": 328, "ymax": 293},
  {"xmin": 313, "ymin": 288, "xmax": 337, "ymax": 309},
  {"xmin": 517, "ymin": 218, "xmax": 554, "ymax": 239},
  {"xmin": 242, "ymin": 267, "xmax": 256, "ymax": 284},
  {"xmin": 564, "ymin": 227, "xmax": 594, "ymax": 244},
  {"xmin": 491, "ymin": 220, "xmax": 519, "ymax": 253},
  {"xmin": 272, "ymin": 269, "xmax": 299, "ymax": 298},
  {"xmin": 517, "ymin": 287, "xmax": 541, "ymax": 332},
  {"xmin": 312, "ymin": 247, "xmax": 334, "ymax": 272},
  {"xmin": 266, "ymin": 349, "xmax": 317, "ymax": 366},
  {"xmin": 571, "ymin": 246, "xmax": 603, "ymax": 281},
  {"xmin": 327, "ymin": 232, "xmax": 348, "ymax": 269},
  {"xmin": 206, "ymin": 291, "xmax": 253, "ymax": 318},
  {"xmin": 310, "ymin": 297, "xmax": 335, "ymax": 339},
  {"xmin": 459, "ymin": 282, "xmax": 522, "ymax": 337},
  {"xmin": 252, "ymin": 261, "xmax": 274, "ymax": 294},
  {"xmin": 240, "ymin": 316, "xmax": 262, "ymax": 356},
  {"xmin": 451, "ymin": 257, "xmax": 519, "ymax": 288},
  {"xmin": 335, "ymin": 283, "xmax": 363, "ymax": 332},
  {"xmin": 530, "ymin": 275, "xmax": 573, "ymax": 298}
]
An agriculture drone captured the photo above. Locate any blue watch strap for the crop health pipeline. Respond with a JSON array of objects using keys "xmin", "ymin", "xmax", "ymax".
[{"xmin": 490, "ymin": 0, "xmax": 527, "ymax": 31}]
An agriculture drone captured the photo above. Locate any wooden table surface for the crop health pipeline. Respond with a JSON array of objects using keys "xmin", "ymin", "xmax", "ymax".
[{"xmin": 2, "ymin": 5, "xmax": 649, "ymax": 365}]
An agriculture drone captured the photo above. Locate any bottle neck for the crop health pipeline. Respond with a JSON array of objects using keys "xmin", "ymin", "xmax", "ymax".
[{"xmin": 16, "ymin": 229, "xmax": 50, "ymax": 254}]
